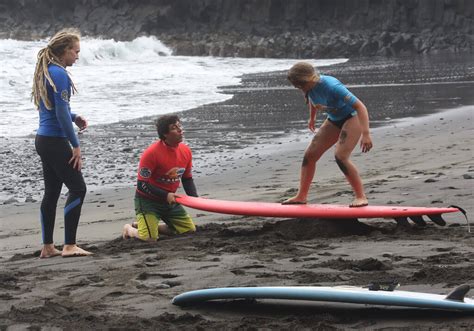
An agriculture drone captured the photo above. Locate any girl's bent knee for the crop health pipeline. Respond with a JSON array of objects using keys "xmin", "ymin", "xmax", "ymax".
[{"xmin": 335, "ymin": 155, "xmax": 349, "ymax": 175}]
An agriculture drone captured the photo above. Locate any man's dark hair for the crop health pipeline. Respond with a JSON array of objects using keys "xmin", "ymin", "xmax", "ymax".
[{"xmin": 155, "ymin": 115, "xmax": 180, "ymax": 140}]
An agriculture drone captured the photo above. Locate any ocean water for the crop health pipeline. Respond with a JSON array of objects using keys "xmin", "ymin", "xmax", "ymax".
[{"xmin": 0, "ymin": 36, "xmax": 346, "ymax": 137}]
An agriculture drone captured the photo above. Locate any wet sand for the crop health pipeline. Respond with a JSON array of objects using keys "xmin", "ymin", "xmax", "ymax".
[{"xmin": 0, "ymin": 54, "xmax": 473, "ymax": 329}]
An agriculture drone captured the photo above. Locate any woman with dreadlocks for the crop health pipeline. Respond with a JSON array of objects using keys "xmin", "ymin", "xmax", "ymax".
[{"xmin": 32, "ymin": 28, "xmax": 92, "ymax": 258}]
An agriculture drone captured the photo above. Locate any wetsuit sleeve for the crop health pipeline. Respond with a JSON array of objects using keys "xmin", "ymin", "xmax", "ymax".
[
  {"xmin": 180, "ymin": 146, "xmax": 198, "ymax": 196},
  {"xmin": 51, "ymin": 69, "xmax": 79, "ymax": 147},
  {"xmin": 136, "ymin": 180, "xmax": 169, "ymax": 199},
  {"xmin": 332, "ymin": 83, "xmax": 357, "ymax": 107},
  {"xmin": 182, "ymin": 177, "xmax": 198, "ymax": 197},
  {"xmin": 183, "ymin": 153, "xmax": 193, "ymax": 178}
]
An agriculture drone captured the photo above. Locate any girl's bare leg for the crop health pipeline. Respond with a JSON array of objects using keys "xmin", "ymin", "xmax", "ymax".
[
  {"xmin": 334, "ymin": 116, "xmax": 368, "ymax": 207},
  {"xmin": 283, "ymin": 120, "xmax": 339, "ymax": 204}
]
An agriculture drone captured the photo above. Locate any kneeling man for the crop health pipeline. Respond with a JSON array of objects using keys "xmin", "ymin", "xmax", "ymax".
[{"xmin": 122, "ymin": 115, "xmax": 198, "ymax": 241}]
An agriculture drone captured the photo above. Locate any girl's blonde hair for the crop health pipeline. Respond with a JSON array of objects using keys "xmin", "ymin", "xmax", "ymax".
[
  {"xmin": 32, "ymin": 28, "xmax": 80, "ymax": 110},
  {"xmin": 287, "ymin": 62, "xmax": 320, "ymax": 85}
]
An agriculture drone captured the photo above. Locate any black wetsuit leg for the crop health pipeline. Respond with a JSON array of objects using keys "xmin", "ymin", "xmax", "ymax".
[{"xmin": 35, "ymin": 135, "xmax": 87, "ymax": 245}]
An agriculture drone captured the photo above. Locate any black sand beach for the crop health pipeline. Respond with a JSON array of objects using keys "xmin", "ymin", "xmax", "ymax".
[{"xmin": 0, "ymin": 54, "xmax": 473, "ymax": 329}]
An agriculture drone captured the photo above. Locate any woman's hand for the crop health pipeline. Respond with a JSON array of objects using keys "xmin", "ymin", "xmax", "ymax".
[
  {"xmin": 75, "ymin": 115, "xmax": 88, "ymax": 132},
  {"xmin": 69, "ymin": 147, "xmax": 83, "ymax": 171}
]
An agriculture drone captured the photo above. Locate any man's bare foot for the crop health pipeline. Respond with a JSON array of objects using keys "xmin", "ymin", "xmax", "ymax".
[
  {"xmin": 123, "ymin": 223, "xmax": 140, "ymax": 239},
  {"xmin": 349, "ymin": 197, "xmax": 368, "ymax": 208},
  {"xmin": 40, "ymin": 244, "xmax": 62, "ymax": 258},
  {"xmin": 61, "ymin": 245, "xmax": 93, "ymax": 257},
  {"xmin": 122, "ymin": 224, "xmax": 132, "ymax": 239},
  {"xmin": 281, "ymin": 197, "xmax": 307, "ymax": 205}
]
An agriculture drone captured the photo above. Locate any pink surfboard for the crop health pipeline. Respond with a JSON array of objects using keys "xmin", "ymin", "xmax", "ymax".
[{"xmin": 175, "ymin": 195, "xmax": 465, "ymax": 227}]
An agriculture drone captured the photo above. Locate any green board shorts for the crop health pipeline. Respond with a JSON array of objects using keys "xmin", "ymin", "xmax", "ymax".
[{"xmin": 135, "ymin": 195, "xmax": 196, "ymax": 240}]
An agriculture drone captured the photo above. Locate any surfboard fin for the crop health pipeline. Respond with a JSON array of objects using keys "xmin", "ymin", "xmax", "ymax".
[
  {"xmin": 445, "ymin": 284, "xmax": 470, "ymax": 302},
  {"xmin": 409, "ymin": 215, "xmax": 427, "ymax": 226},
  {"xmin": 427, "ymin": 214, "xmax": 446, "ymax": 226},
  {"xmin": 394, "ymin": 217, "xmax": 410, "ymax": 227}
]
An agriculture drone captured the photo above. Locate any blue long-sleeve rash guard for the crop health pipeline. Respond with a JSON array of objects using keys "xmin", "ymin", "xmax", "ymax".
[{"xmin": 36, "ymin": 64, "xmax": 79, "ymax": 147}]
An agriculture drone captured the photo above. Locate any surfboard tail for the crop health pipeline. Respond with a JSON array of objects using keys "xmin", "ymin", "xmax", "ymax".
[{"xmin": 448, "ymin": 205, "xmax": 470, "ymax": 233}]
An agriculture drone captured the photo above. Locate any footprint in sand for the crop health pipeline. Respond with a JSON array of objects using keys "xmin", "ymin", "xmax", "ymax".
[{"xmin": 136, "ymin": 272, "xmax": 179, "ymax": 280}]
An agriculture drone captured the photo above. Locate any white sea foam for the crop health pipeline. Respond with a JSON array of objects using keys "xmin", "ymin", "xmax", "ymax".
[{"xmin": 0, "ymin": 36, "xmax": 347, "ymax": 137}]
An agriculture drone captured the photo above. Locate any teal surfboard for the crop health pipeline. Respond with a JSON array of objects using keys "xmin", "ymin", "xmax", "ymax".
[{"xmin": 172, "ymin": 285, "xmax": 474, "ymax": 312}]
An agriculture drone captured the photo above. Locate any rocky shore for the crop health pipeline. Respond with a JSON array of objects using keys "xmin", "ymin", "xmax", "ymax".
[{"xmin": 0, "ymin": 0, "xmax": 472, "ymax": 57}]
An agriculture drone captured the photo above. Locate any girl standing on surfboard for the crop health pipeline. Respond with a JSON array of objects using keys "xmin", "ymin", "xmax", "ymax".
[{"xmin": 283, "ymin": 62, "xmax": 373, "ymax": 207}]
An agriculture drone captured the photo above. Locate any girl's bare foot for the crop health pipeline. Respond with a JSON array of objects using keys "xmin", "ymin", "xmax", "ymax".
[
  {"xmin": 61, "ymin": 245, "xmax": 93, "ymax": 257},
  {"xmin": 349, "ymin": 197, "xmax": 368, "ymax": 208},
  {"xmin": 40, "ymin": 244, "xmax": 62, "ymax": 258},
  {"xmin": 281, "ymin": 197, "xmax": 307, "ymax": 205}
]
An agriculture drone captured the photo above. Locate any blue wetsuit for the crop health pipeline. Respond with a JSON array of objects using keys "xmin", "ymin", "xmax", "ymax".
[
  {"xmin": 35, "ymin": 63, "xmax": 86, "ymax": 245},
  {"xmin": 307, "ymin": 75, "xmax": 357, "ymax": 127},
  {"xmin": 37, "ymin": 64, "xmax": 79, "ymax": 147}
]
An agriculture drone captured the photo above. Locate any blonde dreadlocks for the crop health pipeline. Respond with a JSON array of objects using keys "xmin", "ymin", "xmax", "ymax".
[{"xmin": 32, "ymin": 28, "xmax": 80, "ymax": 110}]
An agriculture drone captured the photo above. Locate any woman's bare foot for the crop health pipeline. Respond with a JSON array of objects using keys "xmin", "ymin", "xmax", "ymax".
[
  {"xmin": 349, "ymin": 197, "xmax": 368, "ymax": 208},
  {"xmin": 61, "ymin": 245, "xmax": 93, "ymax": 257},
  {"xmin": 40, "ymin": 244, "xmax": 62, "ymax": 258},
  {"xmin": 281, "ymin": 196, "xmax": 307, "ymax": 205}
]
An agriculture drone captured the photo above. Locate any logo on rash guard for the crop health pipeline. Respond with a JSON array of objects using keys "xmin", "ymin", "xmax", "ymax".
[
  {"xmin": 157, "ymin": 167, "xmax": 185, "ymax": 183},
  {"xmin": 139, "ymin": 168, "xmax": 151, "ymax": 178},
  {"xmin": 311, "ymin": 103, "xmax": 326, "ymax": 111},
  {"xmin": 61, "ymin": 90, "xmax": 69, "ymax": 102},
  {"xmin": 313, "ymin": 103, "xmax": 337, "ymax": 115}
]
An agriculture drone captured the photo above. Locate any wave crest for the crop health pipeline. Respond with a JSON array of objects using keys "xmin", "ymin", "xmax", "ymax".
[{"xmin": 79, "ymin": 36, "xmax": 172, "ymax": 64}]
